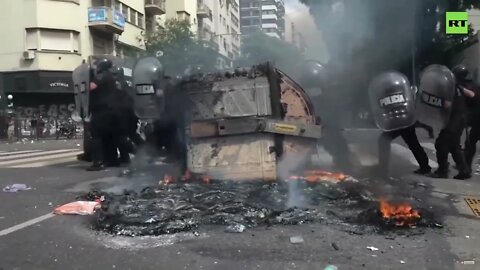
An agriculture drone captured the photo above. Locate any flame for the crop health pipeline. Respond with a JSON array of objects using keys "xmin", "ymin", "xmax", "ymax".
[
  {"xmin": 288, "ymin": 170, "xmax": 347, "ymax": 183},
  {"xmin": 162, "ymin": 174, "xmax": 174, "ymax": 185},
  {"xmin": 202, "ymin": 175, "xmax": 211, "ymax": 185},
  {"xmin": 379, "ymin": 198, "xmax": 421, "ymax": 227}
]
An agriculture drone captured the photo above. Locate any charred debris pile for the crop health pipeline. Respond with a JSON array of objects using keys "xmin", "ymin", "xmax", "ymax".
[{"xmin": 82, "ymin": 173, "xmax": 442, "ymax": 237}]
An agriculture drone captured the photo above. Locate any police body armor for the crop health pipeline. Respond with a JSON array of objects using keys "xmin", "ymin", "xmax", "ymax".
[
  {"xmin": 417, "ymin": 64, "xmax": 456, "ymax": 133},
  {"xmin": 368, "ymin": 71, "xmax": 416, "ymax": 131},
  {"xmin": 132, "ymin": 57, "xmax": 165, "ymax": 120}
]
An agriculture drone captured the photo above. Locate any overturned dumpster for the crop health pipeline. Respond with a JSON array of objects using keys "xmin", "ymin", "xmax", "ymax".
[{"xmin": 177, "ymin": 63, "xmax": 323, "ymax": 181}]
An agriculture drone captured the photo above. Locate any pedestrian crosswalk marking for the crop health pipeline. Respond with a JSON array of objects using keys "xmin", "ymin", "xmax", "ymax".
[
  {"xmin": 0, "ymin": 149, "xmax": 78, "ymax": 161},
  {"xmin": 0, "ymin": 149, "xmax": 82, "ymax": 168},
  {"xmin": 0, "ymin": 150, "xmax": 43, "ymax": 157},
  {"xmin": 9, "ymin": 155, "xmax": 80, "ymax": 168}
]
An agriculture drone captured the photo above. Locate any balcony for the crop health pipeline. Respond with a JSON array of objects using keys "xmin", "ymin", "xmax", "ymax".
[
  {"xmin": 197, "ymin": 2, "xmax": 212, "ymax": 19},
  {"xmin": 145, "ymin": 0, "xmax": 166, "ymax": 15},
  {"xmin": 88, "ymin": 7, "xmax": 125, "ymax": 35}
]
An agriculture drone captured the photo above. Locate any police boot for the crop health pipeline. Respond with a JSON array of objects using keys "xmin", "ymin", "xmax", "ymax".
[
  {"xmin": 86, "ymin": 162, "xmax": 105, "ymax": 171},
  {"xmin": 414, "ymin": 166, "xmax": 431, "ymax": 175},
  {"xmin": 454, "ymin": 171, "xmax": 471, "ymax": 180},
  {"xmin": 429, "ymin": 163, "xmax": 449, "ymax": 178}
]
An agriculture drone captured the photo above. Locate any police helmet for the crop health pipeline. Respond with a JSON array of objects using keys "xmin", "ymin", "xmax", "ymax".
[
  {"xmin": 296, "ymin": 60, "xmax": 327, "ymax": 89},
  {"xmin": 95, "ymin": 58, "xmax": 113, "ymax": 73},
  {"xmin": 452, "ymin": 64, "xmax": 469, "ymax": 82},
  {"xmin": 111, "ymin": 65, "xmax": 125, "ymax": 79}
]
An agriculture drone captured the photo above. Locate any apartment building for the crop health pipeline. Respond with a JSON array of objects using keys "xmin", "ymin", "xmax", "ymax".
[
  {"xmin": 0, "ymin": 0, "xmax": 156, "ymax": 117},
  {"xmin": 240, "ymin": 0, "xmax": 285, "ymax": 39}
]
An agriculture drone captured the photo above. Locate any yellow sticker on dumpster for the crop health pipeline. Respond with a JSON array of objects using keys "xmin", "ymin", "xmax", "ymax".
[{"xmin": 274, "ymin": 123, "xmax": 297, "ymax": 133}]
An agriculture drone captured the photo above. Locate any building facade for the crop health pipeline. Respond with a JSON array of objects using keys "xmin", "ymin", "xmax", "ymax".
[
  {"xmin": 0, "ymin": 0, "xmax": 155, "ymax": 118},
  {"xmin": 239, "ymin": 0, "xmax": 285, "ymax": 39}
]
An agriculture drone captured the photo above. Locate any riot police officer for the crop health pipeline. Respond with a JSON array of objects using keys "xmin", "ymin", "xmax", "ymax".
[
  {"xmin": 295, "ymin": 60, "xmax": 354, "ymax": 172},
  {"xmin": 452, "ymin": 64, "xmax": 479, "ymax": 173},
  {"xmin": 86, "ymin": 58, "xmax": 117, "ymax": 170},
  {"xmin": 424, "ymin": 65, "xmax": 471, "ymax": 179},
  {"xmin": 369, "ymin": 71, "xmax": 431, "ymax": 176}
]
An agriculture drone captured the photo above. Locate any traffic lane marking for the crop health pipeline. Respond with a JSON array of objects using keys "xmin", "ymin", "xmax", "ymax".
[{"xmin": 0, "ymin": 213, "xmax": 56, "ymax": 237}]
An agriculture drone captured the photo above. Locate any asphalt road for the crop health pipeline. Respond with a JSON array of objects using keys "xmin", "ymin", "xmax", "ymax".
[{"xmin": 0, "ymin": 133, "xmax": 479, "ymax": 270}]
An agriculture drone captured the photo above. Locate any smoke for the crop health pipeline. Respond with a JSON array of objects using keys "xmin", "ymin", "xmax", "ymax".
[
  {"xmin": 298, "ymin": 0, "xmax": 417, "ymax": 75},
  {"xmin": 277, "ymin": 150, "xmax": 312, "ymax": 208}
]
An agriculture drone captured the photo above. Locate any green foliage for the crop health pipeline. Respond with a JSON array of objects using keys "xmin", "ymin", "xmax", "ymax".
[
  {"xmin": 145, "ymin": 19, "xmax": 218, "ymax": 75},
  {"xmin": 235, "ymin": 30, "xmax": 304, "ymax": 72}
]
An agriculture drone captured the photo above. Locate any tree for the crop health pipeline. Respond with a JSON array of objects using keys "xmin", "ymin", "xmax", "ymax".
[
  {"xmin": 235, "ymin": 30, "xmax": 304, "ymax": 73},
  {"xmin": 145, "ymin": 19, "xmax": 218, "ymax": 76}
]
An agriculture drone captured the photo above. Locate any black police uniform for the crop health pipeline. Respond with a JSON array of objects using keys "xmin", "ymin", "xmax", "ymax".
[
  {"xmin": 378, "ymin": 125, "xmax": 431, "ymax": 175},
  {"xmin": 87, "ymin": 68, "xmax": 117, "ymax": 170},
  {"xmin": 430, "ymin": 85, "xmax": 470, "ymax": 179},
  {"xmin": 464, "ymin": 81, "xmax": 480, "ymax": 170}
]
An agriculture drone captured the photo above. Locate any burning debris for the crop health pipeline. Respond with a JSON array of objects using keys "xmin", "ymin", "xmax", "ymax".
[
  {"xmin": 379, "ymin": 198, "xmax": 420, "ymax": 227},
  {"xmin": 80, "ymin": 171, "xmax": 442, "ymax": 237},
  {"xmin": 358, "ymin": 198, "xmax": 443, "ymax": 229},
  {"xmin": 82, "ymin": 170, "xmax": 381, "ymax": 236}
]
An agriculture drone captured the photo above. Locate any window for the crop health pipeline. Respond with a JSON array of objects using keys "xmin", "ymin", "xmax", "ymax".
[
  {"xmin": 72, "ymin": 32, "xmax": 80, "ymax": 52},
  {"xmin": 122, "ymin": 4, "xmax": 128, "ymax": 20},
  {"xmin": 41, "ymin": 29, "xmax": 79, "ymax": 52},
  {"xmin": 130, "ymin": 9, "xmax": 136, "ymax": 24},
  {"xmin": 138, "ymin": 13, "xmax": 144, "ymax": 28},
  {"xmin": 114, "ymin": 0, "xmax": 121, "ymax": 11},
  {"xmin": 92, "ymin": 0, "xmax": 111, "ymax": 7},
  {"xmin": 92, "ymin": 35, "xmax": 113, "ymax": 55}
]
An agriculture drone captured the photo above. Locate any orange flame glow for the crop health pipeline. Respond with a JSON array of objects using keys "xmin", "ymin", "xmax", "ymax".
[
  {"xmin": 379, "ymin": 198, "xmax": 421, "ymax": 227},
  {"xmin": 202, "ymin": 175, "xmax": 211, "ymax": 185},
  {"xmin": 162, "ymin": 174, "xmax": 173, "ymax": 185},
  {"xmin": 288, "ymin": 170, "xmax": 347, "ymax": 183}
]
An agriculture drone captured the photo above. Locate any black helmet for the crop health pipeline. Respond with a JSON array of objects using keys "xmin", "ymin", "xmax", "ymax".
[
  {"xmin": 111, "ymin": 65, "xmax": 124, "ymax": 79},
  {"xmin": 296, "ymin": 60, "xmax": 327, "ymax": 89},
  {"xmin": 95, "ymin": 58, "xmax": 113, "ymax": 73},
  {"xmin": 452, "ymin": 64, "xmax": 469, "ymax": 82}
]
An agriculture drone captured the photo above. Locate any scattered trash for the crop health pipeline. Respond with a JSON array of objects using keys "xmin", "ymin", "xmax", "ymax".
[
  {"xmin": 193, "ymin": 231, "xmax": 200, "ymax": 237},
  {"xmin": 225, "ymin": 224, "xmax": 246, "ymax": 233},
  {"xmin": 48, "ymin": 202, "xmax": 53, "ymax": 206},
  {"xmin": 53, "ymin": 201, "xmax": 100, "ymax": 215},
  {"xmin": 145, "ymin": 218, "xmax": 156, "ymax": 224},
  {"xmin": 331, "ymin": 242, "xmax": 339, "ymax": 251},
  {"xmin": 2, "ymin": 184, "xmax": 31, "ymax": 193},
  {"xmin": 323, "ymin": 265, "xmax": 338, "ymax": 270},
  {"xmin": 400, "ymin": 260, "xmax": 405, "ymax": 264},
  {"xmin": 290, "ymin": 236, "xmax": 304, "ymax": 244},
  {"xmin": 76, "ymin": 143, "xmax": 81, "ymax": 147},
  {"xmin": 466, "ymin": 235, "xmax": 470, "ymax": 239},
  {"xmin": 366, "ymin": 246, "xmax": 379, "ymax": 251}
]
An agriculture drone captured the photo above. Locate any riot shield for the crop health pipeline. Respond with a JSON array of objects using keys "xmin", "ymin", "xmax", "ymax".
[
  {"xmin": 72, "ymin": 63, "xmax": 90, "ymax": 119},
  {"xmin": 368, "ymin": 71, "xmax": 416, "ymax": 131},
  {"xmin": 132, "ymin": 57, "xmax": 165, "ymax": 120},
  {"xmin": 417, "ymin": 65, "xmax": 456, "ymax": 132}
]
